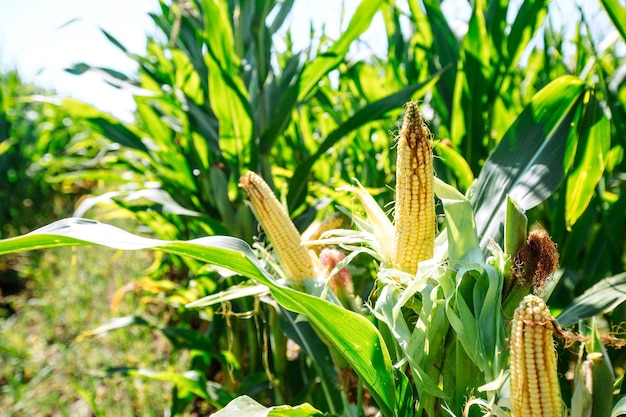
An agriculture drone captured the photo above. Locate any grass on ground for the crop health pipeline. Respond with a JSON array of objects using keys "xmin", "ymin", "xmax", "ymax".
[{"xmin": 0, "ymin": 244, "xmax": 190, "ymax": 416}]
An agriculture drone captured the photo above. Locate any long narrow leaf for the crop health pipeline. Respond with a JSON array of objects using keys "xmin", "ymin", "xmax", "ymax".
[
  {"xmin": 200, "ymin": 0, "xmax": 253, "ymax": 168},
  {"xmin": 471, "ymin": 75, "xmax": 585, "ymax": 249},
  {"xmin": 557, "ymin": 272, "xmax": 626, "ymax": 327},
  {"xmin": 600, "ymin": 0, "xmax": 626, "ymax": 42},
  {"xmin": 295, "ymin": 0, "xmax": 384, "ymax": 104},
  {"xmin": 259, "ymin": 0, "xmax": 384, "ymax": 155},
  {"xmin": 0, "ymin": 218, "xmax": 397, "ymax": 417},
  {"xmin": 565, "ymin": 91, "xmax": 610, "ymax": 228}
]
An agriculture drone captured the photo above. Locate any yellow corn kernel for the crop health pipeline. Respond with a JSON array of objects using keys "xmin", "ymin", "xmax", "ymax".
[
  {"xmin": 392, "ymin": 101, "xmax": 435, "ymax": 275},
  {"xmin": 510, "ymin": 295, "xmax": 562, "ymax": 417},
  {"xmin": 239, "ymin": 171, "xmax": 316, "ymax": 283}
]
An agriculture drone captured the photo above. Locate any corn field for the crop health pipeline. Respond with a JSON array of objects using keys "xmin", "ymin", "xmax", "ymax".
[{"xmin": 2, "ymin": 0, "xmax": 626, "ymax": 416}]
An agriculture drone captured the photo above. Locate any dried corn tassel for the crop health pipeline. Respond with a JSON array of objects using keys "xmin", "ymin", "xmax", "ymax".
[
  {"xmin": 510, "ymin": 295, "xmax": 562, "ymax": 417},
  {"xmin": 392, "ymin": 101, "xmax": 435, "ymax": 274},
  {"xmin": 239, "ymin": 171, "xmax": 316, "ymax": 283}
]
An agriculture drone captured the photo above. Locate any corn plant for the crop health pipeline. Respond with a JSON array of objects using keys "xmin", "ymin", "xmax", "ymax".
[
  {"xmin": 5, "ymin": 0, "xmax": 626, "ymax": 415},
  {"xmin": 58, "ymin": 0, "xmax": 432, "ymax": 242},
  {"xmin": 0, "ymin": 70, "xmax": 93, "ymax": 239},
  {"xmin": 3, "ymin": 75, "xmax": 626, "ymax": 415}
]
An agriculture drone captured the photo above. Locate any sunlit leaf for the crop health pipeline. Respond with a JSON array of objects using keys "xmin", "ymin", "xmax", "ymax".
[
  {"xmin": 200, "ymin": 0, "xmax": 253, "ymax": 169},
  {"xmin": 557, "ymin": 272, "xmax": 626, "ymax": 327},
  {"xmin": 471, "ymin": 76, "xmax": 585, "ymax": 249},
  {"xmin": 0, "ymin": 218, "xmax": 397, "ymax": 417},
  {"xmin": 565, "ymin": 91, "xmax": 610, "ymax": 228},
  {"xmin": 259, "ymin": 0, "xmax": 385, "ymax": 156},
  {"xmin": 600, "ymin": 0, "xmax": 626, "ymax": 42},
  {"xmin": 212, "ymin": 395, "xmax": 326, "ymax": 417},
  {"xmin": 433, "ymin": 141, "xmax": 474, "ymax": 192},
  {"xmin": 434, "ymin": 178, "xmax": 481, "ymax": 265}
]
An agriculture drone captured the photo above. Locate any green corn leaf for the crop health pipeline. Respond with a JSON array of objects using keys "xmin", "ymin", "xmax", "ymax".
[
  {"xmin": 588, "ymin": 320, "xmax": 616, "ymax": 417},
  {"xmin": 100, "ymin": 28, "xmax": 128, "ymax": 53},
  {"xmin": 433, "ymin": 142, "xmax": 474, "ymax": 192},
  {"xmin": 471, "ymin": 75, "xmax": 585, "ymax": 250},
  {"xmin": 571, "ymin": 353, "xmax": 594, "ymax": 417},
  {"xmin": 505, "ymin": 0, "xmax": 549, "ymax": 67},
  {"xmin": 259, "ymin": 0, "xmax": 384, "ymax": 156},
  {"xmin": 0, "ymin": 218, "xmax": 397, "ymax": 417},
  {"xmin": 565, "ymin": 90, "xmax": 610, "ymax": 228},
  {"xmin": 373, "ymin": 285, "xmax": 448, "ymax": 401},
  {"xmin": 440, "ymin": 270, "xmax": 483, "ymax": 374},
  {"xmin": 213, "ymin": 395, "xmax": 326, "ymax": 417},
  {"xmin": 557, "ymin": 272, "xmax": 626, "ymax": 327},
  {"xmin": 503, "ymin": 196, "xmax": 527, "ymax": 257},
  {"xmin": 41, "ymin": 98, "xmax": 150, "ymax": 153},
  {"xmin": 268, "ymin": 0, "xmax": 296, "ymax": 34},
  {"xmin": 186, "ymin": 98, "xmax": 221, "ymax": 156},
  {"xmin": 450, "ymin": 0, "xmax": 492, "ymax": 170},
  {"xmin": 473, "ymin": 264, "xmax": 507, "ymax": 378},
  {"xmin": 600, "ymin": 0, "xmax": 626, "ymax": 42},
  {"xmin": 612, "ymin": 395, "xmax": 626, "ymax": 417},
  {"xmin": 65, "ymin": 62, "xmax": 131, "ymax": 83},
  {"xmin": 186, "ymin": 284, "xmax": 269, "ymax": 308},
  {"xmin": 89, "ymin": 117, "xmax": 150, "ymax": 153},
  {"xmin": 421, "ymin": 0, "xmax": 459, "ymax": 114},
  {"xmin": 200, "ymin": 0, "xmax": 253, "ymax": 169},
  {"xmin": 295, "ymin": 0, "xmax": 384, "ymax": 104},
  {"xmin": 580, "ymin": 193, "xmax": 626, "ymax": 286}
]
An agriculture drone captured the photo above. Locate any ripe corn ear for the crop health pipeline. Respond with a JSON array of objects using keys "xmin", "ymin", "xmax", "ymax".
[
  {"xmin": 239, "ymin": 171, "xmax": 316, "ymax": 283},
  {"xmin": 301, "ymin": 212, "xmax": 347, "ymax": 253},
  {"xmin": 510, "ymin": 295, "xmax": 562, "ymax": 417},
  {"xmin": 392, "ymin": 101, "xmax": 435, "ymax": 274}
]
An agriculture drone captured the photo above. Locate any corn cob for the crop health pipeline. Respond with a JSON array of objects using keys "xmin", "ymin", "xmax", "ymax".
[
  {"xmin": 392, "ymin": 101, "xmax": 435, "ymax": 274},
  {"xmin": 301, "ymin": 212, "xmax": 348, "ymax": 253},
  {"xmin": 510, "ymin": 295, "xmax": 562, "ymax": 417},
  {"xmin": 239, "ymin": 171, "xmax": 317, "ymax": 283}
]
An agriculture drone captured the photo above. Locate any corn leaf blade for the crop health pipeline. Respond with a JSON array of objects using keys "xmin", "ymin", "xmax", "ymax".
[
  {"xmin": 565, "ymin": 91, "xmax": 610, "ymax": 228},
  {"xmin": 0, "ymin": 218, "xmax": 397, "ymax": 417},
  {"xmin": 259, "ymin": 0, "xmax": 384, "ymax": 155},
  {"xmin": 213, "ymin": 395, "xmax": 326, "ymax": 417},
  {"xmin": 557, "ymin": 272, "xmax": 626, "ymax": 327},
  {"xmin": 471, "ymin": 75, "xmax": 585, "ymax": 249},
  {"xmin": 600, "ymin": 0, "xmax": 626, "ymax": 42}
]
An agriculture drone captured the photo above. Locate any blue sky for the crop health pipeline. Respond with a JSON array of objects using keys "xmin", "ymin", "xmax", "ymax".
[
  {"xmin": 0, "ymin": 0, "xmax": 615, "ymax": 121},
  {"xmin": 0, "ymin": 0, "xmax": 382, "ymax": 120},
  {"xmin": 0, "ymin": 0, "xmax": 158, "ymax": 120}
]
